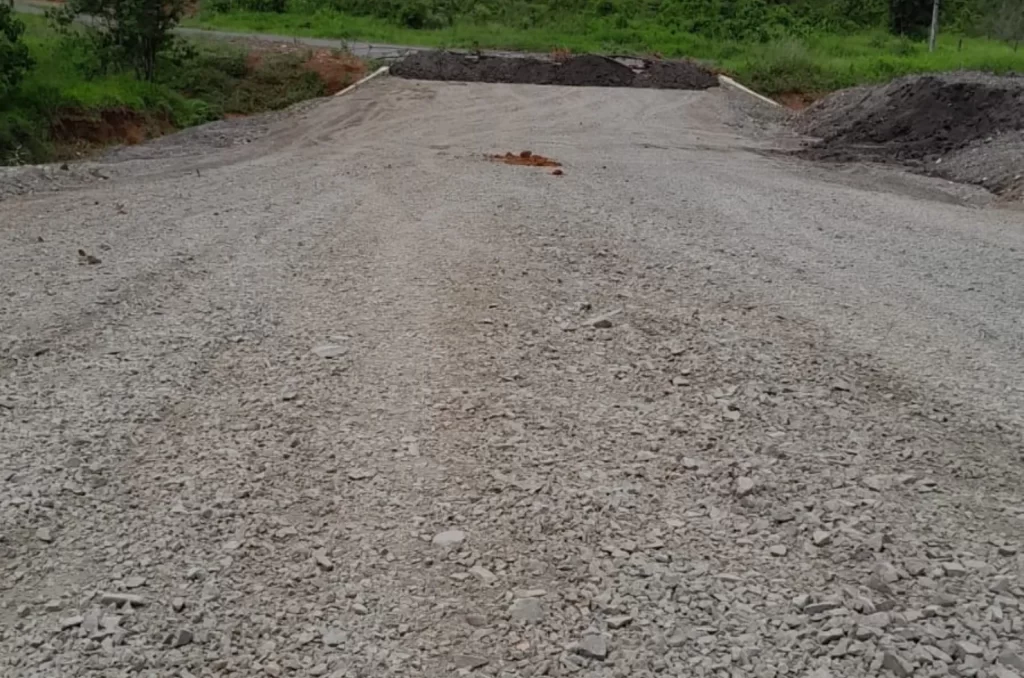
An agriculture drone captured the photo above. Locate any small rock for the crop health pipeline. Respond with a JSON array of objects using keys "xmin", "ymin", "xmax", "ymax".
[
  {"xmin": 322, "ymin": 628, "xmax": 346, "ymax": 647},
  {"xmin": 59, "ymin": 616, "xmax": 84, "ymax": 630},
  {"xmin": 352, "ymin": 603, "xmax": 368, "ymax": 615},
  {"xmin": 817, "ymin": 628, "xmax": 844, "ymax": 644},
  {"xmin": 347, "ymin": 468, "xmax": 374, "ymax": 481},
  {"xmin": 998, "ymin": 544, "xmax": 1019, "ymax": 556},
  {"xmin": 881, "ymin": 651, "xmax": 913, "ymax": 677},
  {"xmin": 36, "ymin": 527, "xmax": 53, "ymax": 543},
  {"xmin": 509, "ymin": 598, "xmax": 544, "ymax": 624},
  {"xmin": 308, "ymin": 664, "xmax": 328, "ymax": 677},
  {"xmin": 311, "ymin": 344, "xmax": 348, "ymax": 359},
  {"xmin": 904, "ymin": 558, "xmax": 928, "ymax": 576},
  {"xmin": 854, "ymin": 625, "xmax": 882, "ymax": 640},
  {"xmin": 171, "ymin": 598, "xmax": 186, "ymax": 613},
  {"xmin": 805, "ymin": 601, "xmax": 841, "ymax": 615},
  {"xmin": 432, "ymin": 530, "xmax": 466, "ymax": 547},
  {"xmin": 772, "ymin": 509, "xmax": 795, "ymax": 523},
  {"xmin": 792, "ymin": 594, "xmax": 812, "ymax": 610},
  {"xmin": 164, "ymin": 629, "xmax": 192, "ymax": 648},
  {"xmin": 99, "ymin": 593, "xmax": 145, "ymax": 607},
  {"xmin": 124, "ymin": 576, "xmax": 146, "ymax": 589},
  {"xmin": 313, "ymin": 550, "xmax": 334, "ymax": 571},
  {"xmin": 453, "ymin": 655, "xmax": 489, "ymax": 670},
  {"xmin": 223, "ymin": 539, "xmax": 242, "ymax": 552},
  {"xmin": 999, "ymin": 652, "xmax": 1024, "ymax": 671},
  {"xmin": 576, "ymin": 634, "xmax": 608, "ymax": 660},
  {"xmin": 607, "ymin": 615, "xmax": 633, "ymax": 630},
  {"xmin": 862, "ymin": 612, "xmax": 890, "ymax": 628},
  {"xmin": 812, "ymin": 531, "xmax": 833, "ymax": 547},
  {"xmin": 941, "ymin": 562, "xmax": 967, "ymax": 577},
  {"xmin": 586, "ymin": 310, "xmax": 621, "ymax": 329},
  {"xmin": 768, "ymin": 545, "xmax": 788, "ymax": 557},
  {"xmin": 783, "ymin": 614, "xmax": 807, "ymax": 628},
  {"xmin": 465, "ymin": 613, "xmax": 488, "ymax": 627},
  {"xmin": 955, "ymin": 641, "xmax": 984, "ymax": 657},
  {"xmin": 469, "ymin": 565, "xmax": 497, "ymax": 584},
  {"xmin": 735, "ymin": 477, "xmax": 755, "ymax": 496}
]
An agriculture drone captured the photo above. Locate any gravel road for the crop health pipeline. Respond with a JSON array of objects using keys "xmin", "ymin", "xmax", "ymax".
[{"xmin": 3, "ymin": 78, "xmax": 1024, "ymax": 678}]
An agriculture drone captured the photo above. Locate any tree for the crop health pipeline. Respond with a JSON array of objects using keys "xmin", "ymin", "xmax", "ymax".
[
  {"xmin": 889, "ymin": 0, "xmax": 934, "ymax": 37},
  {"xmin": 0, "ymin": 2, "xmax": 34, "ymax": 98},
  {"xmin": 982, "ymin": 0, "xmax": 1024, "ymax": 48},
  {"xmin": 50, "ymin": 0, "xmax": 186, "ymax": 81}
]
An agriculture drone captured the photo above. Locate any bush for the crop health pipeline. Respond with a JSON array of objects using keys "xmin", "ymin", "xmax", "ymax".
[
  {"xmin": 1, "ymin": 4, "xmax": 35, "ymax": 98},
  {"xmin": 0, "ymin": 109, "xmax": 50, "ymax": 164},
  {"xmin": 49, "ymin": 0, "xmax": 187, "ymax": 81},
  {"xmin": 225, "ymin": 54, "xmax": 325, "ymax": 113},
  {"xmin": 740, "ymin": 39, "xmax": 827, "ymax": 92}
]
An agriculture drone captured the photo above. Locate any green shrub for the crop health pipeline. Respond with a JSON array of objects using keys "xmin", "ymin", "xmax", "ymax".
[
  {"xmin": 1, "ymin": 4, "xmax": 35, "ymax": 98},
  {"xmin": 225, "ymin": 54, "xmax": 324, "ymax": 113}
]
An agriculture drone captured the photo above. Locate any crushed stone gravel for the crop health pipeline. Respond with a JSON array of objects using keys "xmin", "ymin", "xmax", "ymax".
[{"xmin": 2, "ymin": 77, "xmax": 1024, "ymax": 678}]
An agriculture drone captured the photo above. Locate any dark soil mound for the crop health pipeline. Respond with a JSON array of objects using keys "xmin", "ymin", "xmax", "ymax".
[
  {"xmin": 391, "ymin": 51, "xmax": 717, "ymax": 90},
  {"xmin": 798, "ymin": 72, "xmax": 1024, "ymax": 163},
  {"xmin": 633, "ymin": 59, "xmax": 719, "ymax": 90},
  {"xmin": 553, "ymin": 54, "xmax": 635, "ymax": 87}
]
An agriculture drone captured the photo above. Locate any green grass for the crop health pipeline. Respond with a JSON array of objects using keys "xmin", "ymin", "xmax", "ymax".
[
  {"xmin": 185, "ymin": 8, "xmax": 1024, "ymax": 95},
  {"xmin": 2, "ymin": 13, "xmax": 329, "ymax": 164}
]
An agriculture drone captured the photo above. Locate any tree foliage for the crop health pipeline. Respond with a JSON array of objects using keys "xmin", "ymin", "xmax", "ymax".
[
  {"xmin": 50, "ymin": 0, "xmax": 186, "ymax": 81},
  {"xmin": 0, "ymin": 3, "xmax": 34, "ymax": 98},
  {"xmin": 980, "ymin": 0, "xmax": 1024, "ymax": 46}
]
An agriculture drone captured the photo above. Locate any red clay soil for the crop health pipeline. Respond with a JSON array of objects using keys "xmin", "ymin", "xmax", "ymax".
[
  {"xmin": 51, "ymin": 109, "xmax": 174, "ymax": 151},
  {"xmin": 302, "ymin": 50, "xmax": 367, "ymax": 94},
  {"xmin": 491, "ymin": 151, "xmax": 561, "ymax": 167},
  {"xmin": 777, "ymin": 92, "xmax": 819, "ymax": 110},
  {"xmin": 246, "ymin": 47, "xmax": 367, "ymax": 95}
]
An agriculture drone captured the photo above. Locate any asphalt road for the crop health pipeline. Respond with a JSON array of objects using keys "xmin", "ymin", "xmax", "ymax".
[{"xmin": 3, "ymin": 79, "xmax": 1024, "ymax": 677}]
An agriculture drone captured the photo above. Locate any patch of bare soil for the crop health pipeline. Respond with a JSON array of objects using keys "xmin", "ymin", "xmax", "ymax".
[
  {"xmin": 50, "ymin": 109, "xmax": 176, "ymax": 159},
  {"xmin": 302, "ymin": 50, "xmax": 367, "ymax": 94},
  {"xmin": 391, "ymin": 51, "xmax": 717, "ymax": 90},
  {"xmin": 795, "ymin": 72, "xmax": 1024, "ymax": 194}
]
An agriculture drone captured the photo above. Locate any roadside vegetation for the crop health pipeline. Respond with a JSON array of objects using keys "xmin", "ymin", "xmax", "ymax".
[
  {"xmin": 188, "ymin": 0, "xmax": 1024, "ymax": 94},
  {"xmin": 1, "ymin": 3, "xmax": 361, "ymax": 165}
]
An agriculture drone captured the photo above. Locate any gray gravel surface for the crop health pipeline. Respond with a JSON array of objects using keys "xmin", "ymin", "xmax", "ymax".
[{"xmin": 2, "ymin": 77, "xmax": 1024, "ymax": 678}]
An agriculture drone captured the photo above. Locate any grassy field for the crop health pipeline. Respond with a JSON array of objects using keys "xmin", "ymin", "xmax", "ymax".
[
  {"xmin": 186, "ymin": 9, "xmax": 1024, "ymax": 95},
  {"xmin": 1, "ymin": 13, "xmax": 336, "ymax": 164}
]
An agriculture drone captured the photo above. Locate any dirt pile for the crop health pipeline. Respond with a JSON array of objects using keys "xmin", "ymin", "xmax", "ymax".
[
  {"xmin": 797, "ymin": 72, "xmax": 1024, "ymax": 193},
  {"xmin": 491, "ymin": 150, "xmax": 561, "ymax": 167},
  {"xmin": 391, "ymin": 51, "xmax": 717, "ymax": 90}
]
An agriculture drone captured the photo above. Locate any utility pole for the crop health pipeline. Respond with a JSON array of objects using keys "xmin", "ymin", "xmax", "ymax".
[{"xmin": 929, "ymin": 0, "xmax": 940, "ymax": 51}]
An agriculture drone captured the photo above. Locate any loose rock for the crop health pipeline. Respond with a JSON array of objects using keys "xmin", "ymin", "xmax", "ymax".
[
  {"xmin": 510, "ymin": 598, "xmax": 544, "ymax": 623},
  {"xmin": 576, "ymin": 634, "xmax": 609, "ymax": 660},
  {"xmin": 432, "ymin": 529, "xmax": 466, "ymax": 547}
]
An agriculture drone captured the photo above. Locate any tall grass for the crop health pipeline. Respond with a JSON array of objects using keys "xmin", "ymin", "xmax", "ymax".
[{"xmin": 186, "ymin": 7, "xmax": 1024, "ymax": 95}]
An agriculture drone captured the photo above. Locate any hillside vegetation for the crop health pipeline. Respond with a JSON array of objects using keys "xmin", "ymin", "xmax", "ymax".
[
  {"xmin": 1, "ymin": 12, "xmax": 358, "ymax": 165},
  {"xmin": 189, "ymin": 0, "xmax": 1024, "ymax": 94}
]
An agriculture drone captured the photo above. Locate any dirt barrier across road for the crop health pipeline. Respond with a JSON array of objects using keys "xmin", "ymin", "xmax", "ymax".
[{"xmin": 390, "ymin": 51, "xmax": 719, "ymax": 90}]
